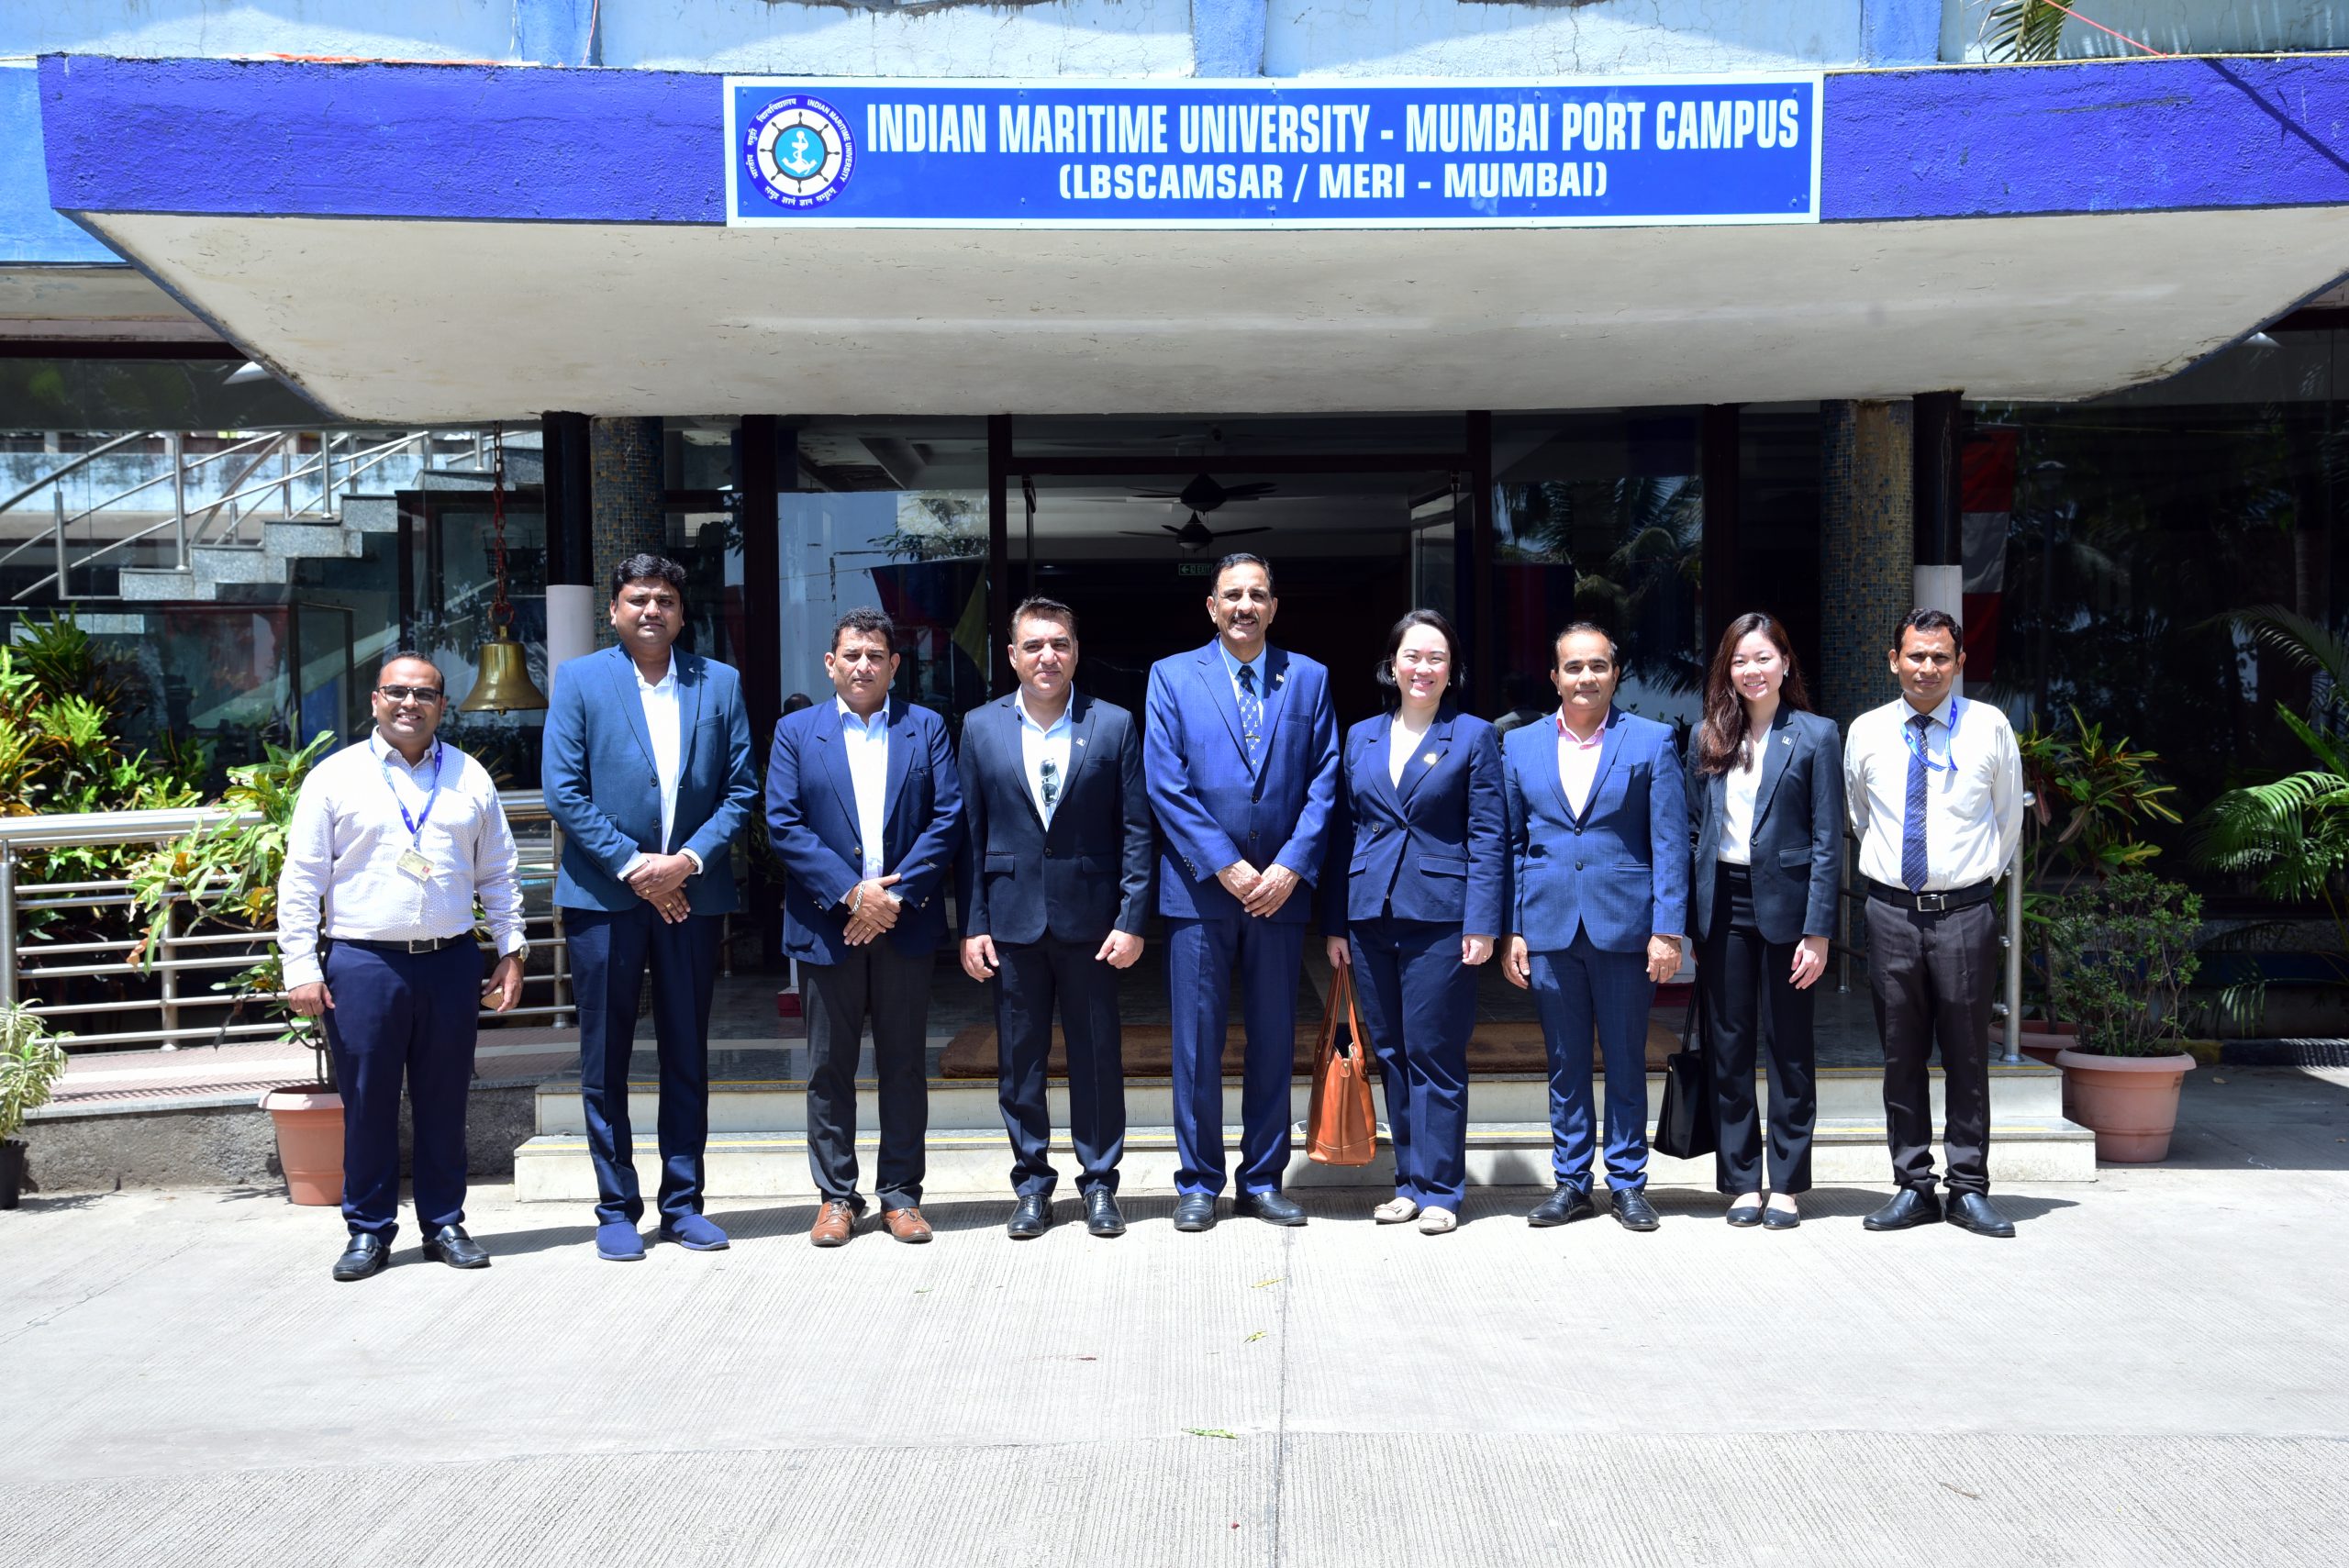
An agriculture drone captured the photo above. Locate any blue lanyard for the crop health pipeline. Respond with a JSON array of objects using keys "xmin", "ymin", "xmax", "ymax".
[
  {"xmin": 380, "ymin": 741, "xmax": 444, "ymax": 840},
  {"xmin": 1901, "ymin": 700, "xmax": 1961, "ymax": 772}
]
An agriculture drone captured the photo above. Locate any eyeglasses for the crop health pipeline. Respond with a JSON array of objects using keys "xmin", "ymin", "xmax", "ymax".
[{"xmin": 375, "ymin": 685, "xmax": 446, "ymax": 705}]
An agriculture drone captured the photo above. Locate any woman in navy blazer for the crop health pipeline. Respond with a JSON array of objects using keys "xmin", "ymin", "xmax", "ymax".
[
  {"xmin": 1322, "ymin": 611, "xmax": 1504, "ymax": 1234},
  {"xmin": 1687, "ymin": 612, "xmax": 1842, "ymax": 1230}
]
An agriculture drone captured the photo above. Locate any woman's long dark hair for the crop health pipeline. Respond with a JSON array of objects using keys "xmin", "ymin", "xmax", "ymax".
[
  {"xmin": 1695, "ymin": 612, "xmax": 1811, "ymax": 775},
  {"xmin": 1374, "ymin": 608, "xmax": 1464, "ymax": 712}
]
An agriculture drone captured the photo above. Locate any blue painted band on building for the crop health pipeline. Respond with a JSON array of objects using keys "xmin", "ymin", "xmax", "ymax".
[
  {"xmin": 36, "ymin": 52, "xmax": 2349, "ymax": 229},
  {"xmin": 1, "ymin": 63, "xmax": 117, "ymax": 262}
]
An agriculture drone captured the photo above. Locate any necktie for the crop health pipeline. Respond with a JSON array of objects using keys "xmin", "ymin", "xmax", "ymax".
[
  {"xmin": 1236, "ymin": 663, "xmax": 1264, "ymax": 771},
  {"xmin": 1901, "ymin": 711, "xmax": 1932, "ymax": 892}
]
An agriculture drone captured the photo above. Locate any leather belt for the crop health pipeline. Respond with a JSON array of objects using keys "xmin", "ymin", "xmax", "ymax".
[
  {"xmin": 327, "ymin": 935, "xmax": 472, "ymax": 955},
  {"xmin": 1865, "ymin": 878, "xmax": 1996, "ymax": 915}
]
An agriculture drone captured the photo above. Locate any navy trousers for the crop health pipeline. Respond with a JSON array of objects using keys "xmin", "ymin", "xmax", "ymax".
[
  {"xmin": 1166, "ymin": 913, "xmax": 1305, "ymax": 1196},
  {"xmin": 319, "ymin": 940, "xmax": 481, "ymax": 1241},
  {"xmin": 1528, "ymin": 934, "xmax": 1654, "ymax": 1193},
  {"xmin": 995, "ymin": 937, "xmax": 1125, "ymax": 1197},
  {"xmin": 1348, "ymin": 917, "xmax": 1474, "ymax": 1207},
  {"xmin": 566, "ymin": 904, "xmax": 718, "ymax": 1227}
]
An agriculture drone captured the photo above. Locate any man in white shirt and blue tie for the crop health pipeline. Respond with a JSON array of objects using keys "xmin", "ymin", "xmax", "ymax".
[{"xmin": 1843, "ymin": 608, "xmax": 2023, "ymax": 1238}]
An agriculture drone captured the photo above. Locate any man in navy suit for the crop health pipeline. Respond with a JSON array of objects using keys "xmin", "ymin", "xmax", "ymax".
[
  {"xmin": 764, "ymin": 606, "xmax": 963, "ymax": 1248},
  {"xmin": 956, "ymin": 597, "xmax": 1153, "ymax": 1240},
  {"xmin": 1501, "ymin": 622, "xmax": 1689, "ymax": 1232},
  {"xmin": 543, "ymin": 553, "xmax": 757, "ymax": 1262},
  {"xmin": 1143, "ymin": 554, "xmax": 1341, "ymax": 1230}
]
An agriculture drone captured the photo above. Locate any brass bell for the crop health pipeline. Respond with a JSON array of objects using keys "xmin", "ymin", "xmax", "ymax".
[{"xmin": 459, "ymin": 628, "xmax": 549, "ymax": 714}]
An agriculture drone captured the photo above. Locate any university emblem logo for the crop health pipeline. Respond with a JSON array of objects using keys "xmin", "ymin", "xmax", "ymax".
[{"xmin": 745, "ymin": 95, "xmax": 855, "ymax": 210}]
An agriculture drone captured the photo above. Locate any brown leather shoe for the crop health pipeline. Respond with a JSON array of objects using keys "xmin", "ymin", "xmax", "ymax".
[
  {"xmin": 809, "ymin": 1199, "xmax": 858, "ymax": 1248},
  {"xmin": 883, "ymin": 1207, "xmax": 933, "ymax": 1244}
]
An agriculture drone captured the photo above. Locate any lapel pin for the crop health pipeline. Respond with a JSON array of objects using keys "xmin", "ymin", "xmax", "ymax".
[
  {"xmin": 1075, "ymin": 737, "xmax": 1086, "ymax": 747},
  {"xmin": 1423, "ymin": 751, "xmax": 1439, "ymax": 766},
  {"xmin": 1274, "ymin": 671, "xmax": 1285, "ymax": 685}
]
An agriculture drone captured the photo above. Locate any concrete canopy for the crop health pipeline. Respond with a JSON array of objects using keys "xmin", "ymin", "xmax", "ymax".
[
  {"xmin": 64, "ymin": 205, "xmax": 2349, "ymax": 422},
  {"xmin": 39, "ymin": 53, "xmax": 2349, "ymax": 421}
]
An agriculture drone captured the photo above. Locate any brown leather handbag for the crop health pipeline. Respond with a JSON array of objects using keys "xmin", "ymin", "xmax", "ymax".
[{"xmin": 1306, "ymin": 963, "xmax": 1379, "ymax": 1166}]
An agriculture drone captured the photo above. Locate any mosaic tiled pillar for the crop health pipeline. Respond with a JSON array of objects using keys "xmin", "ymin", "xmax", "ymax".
[
  {"xmin": 588, "ymin": 416, "xmax": 665, "ymax": 629},
  {"xmin": 1819, "ymin": 399, "xmax": 1914, "ymax": 729}
]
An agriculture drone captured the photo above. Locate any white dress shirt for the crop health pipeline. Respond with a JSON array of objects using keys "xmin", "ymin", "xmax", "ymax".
[
  {"xmin": 276, "ymin": 732, "xmax": 525, "ymax": 989},
  {"xmin": 619, "ymin": 656, "xmax": 702, "ymax": 880},
  {"xmin": 1556, "ymin": 711, "xmax": 1605, "ymax": 816},
  {"xmin": 1719, "ymin": 741, "xmax": 1764, "ymax": 866},
  {"xmin": 1217, "ymin": 641, "xmax": 1265, "ymax": 708},
  {"xmin": 1017, "ymin": 692, "xmax": 1074, "ymax": 827},
  {"xmin": 839, "ymin": 696, "xmax": 891, "ymax": 887},
  {"xmin": 1845, "ymin": 695, "xmax": 2023, "ymax": 891}
]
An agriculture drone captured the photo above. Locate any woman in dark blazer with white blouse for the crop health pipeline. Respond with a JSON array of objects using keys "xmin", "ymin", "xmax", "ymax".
[
  {"xmin": 1321, "ymin": 610, "xmax": 1505, "ymax": 1235},
  {"xmin": 1687, "ymin": 612, "xmax": 1842, "ymax": 1229}
]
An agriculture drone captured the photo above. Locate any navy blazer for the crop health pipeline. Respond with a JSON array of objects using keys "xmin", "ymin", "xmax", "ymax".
[
  {"xmin": 954, "ymin": 691, "xmax": 1153, "ymax": 946},
  {"xmin": 1320, "ymin": 706, "xmax": 1506, "ymax": 938},
  {"xmin": 542, "ymin": 645, "xmax": 757, "ymax": 916},
  {"xmin": 1502, "ymin": 706, "xmax": 1690, "ymax": 954},
  {"xmin": 1687, "ymin": 706, "xmax": 1843, "ymax": 946},
  {"xmin": 763, "ymin": 697, "xmax": 963, "ymax": 963},
  {"xmin": 1142, "ymin": 639, "xmax": 1341, "ymax": 924}
]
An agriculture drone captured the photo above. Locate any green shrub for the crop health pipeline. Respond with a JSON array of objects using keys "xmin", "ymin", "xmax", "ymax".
[
  {"xmin": 2043, "ymin": 871, "xmax": 2203, "ymax": 1058},
  {"xmin": 0, "ymin": 1003, "xmax": 70, "ymax": 1143}
]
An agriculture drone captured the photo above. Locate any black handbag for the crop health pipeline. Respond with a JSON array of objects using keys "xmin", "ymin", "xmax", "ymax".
[{"xmin": 1653, "ymin": 979, "xmax": 1718, "ymax": 1161}]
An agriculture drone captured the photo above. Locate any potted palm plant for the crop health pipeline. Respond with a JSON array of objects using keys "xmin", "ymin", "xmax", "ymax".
[
  {"xmin": 2044, "ymin": 871, "xmax": 2202, "ymax": 1162},
  {"xmin": 132, "ymin": 733, "xmax": 342, "ymax": 1203},
  {"xmin": 0, "ymin": 1003, "xmax": 71, "ymax": 1208}
]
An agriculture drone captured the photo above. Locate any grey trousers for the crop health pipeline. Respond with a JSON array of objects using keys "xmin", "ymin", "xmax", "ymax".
[
  {"xmin": 1864, "ymin": 895, "xmax": 1997, "ymax": 1195},
  {"xmin": 803, "ymin": 939, "xmax": 932, "ymax": 1210}
]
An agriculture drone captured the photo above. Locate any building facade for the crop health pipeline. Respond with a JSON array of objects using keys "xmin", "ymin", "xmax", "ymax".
[{"xmin": 4, "ymin": 2, "xmax": 2348, "ymax": 869}]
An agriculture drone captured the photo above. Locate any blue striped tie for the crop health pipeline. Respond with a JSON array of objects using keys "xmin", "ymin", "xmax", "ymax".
[
  {"xmin": 1901, "ymin": 711, "xmax": 1932, "ymax": 892},
  {"xmin": 1237, "ymin": 663, "xmax": 1264, "ymax": 772}
]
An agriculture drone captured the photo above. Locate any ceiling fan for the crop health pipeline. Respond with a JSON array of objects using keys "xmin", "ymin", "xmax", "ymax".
[{"xmin": 1123, "ymin": 509, "xmax": 1275, "ymax": 556}]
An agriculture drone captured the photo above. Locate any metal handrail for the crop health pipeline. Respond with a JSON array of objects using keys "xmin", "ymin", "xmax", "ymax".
[{"xmin": 0, "ymin": 790, "xmax": 576, "ymax": 1050}]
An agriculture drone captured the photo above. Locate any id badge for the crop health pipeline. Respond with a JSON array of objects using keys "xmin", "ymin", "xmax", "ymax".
[{"xmin": 395, "ymin": 848, "xmax": 434, "ymax": 883}]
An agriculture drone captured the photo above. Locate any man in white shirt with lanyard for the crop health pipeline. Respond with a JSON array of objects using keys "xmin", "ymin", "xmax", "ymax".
[
  {"xmin": 1843, "ymin": 608, "xmax": 2022, "ymax": 1239},
  {"xmin": 279, "ymin": 653, "xmax": 527, "ymax": 1281}
]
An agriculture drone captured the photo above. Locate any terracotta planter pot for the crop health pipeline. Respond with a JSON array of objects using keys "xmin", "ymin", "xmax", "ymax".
[
  {"xmin": 2054, "ymin": 1049, "xmax": 2195, "ymax": 1163},
  {"xmin": 260, "ymin": 1087, "xmax": 345, "ymax": 1207},
  {"xmin": 2016, "ymin": 1018, "xmax": 2079, "ymax": 1065}
]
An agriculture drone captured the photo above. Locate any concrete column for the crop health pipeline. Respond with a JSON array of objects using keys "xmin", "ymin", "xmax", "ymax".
[
  {"xmin": 1819, "ymin": 399, "xmax": 1914, "ymax": 728},
  {"xmin": 589, "ymin": 416, "xmax": 665, "ymax": 641}
]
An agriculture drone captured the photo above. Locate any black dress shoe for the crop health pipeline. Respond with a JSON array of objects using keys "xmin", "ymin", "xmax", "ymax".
[
  {"xmin": 332, "ymin": 1233, "xmax": 388, "ymax": 1282},
  {"xmin": 1234, "ymin": 1190, "xmax": 1308, "ymax": 1227},
  {"xmin": 420, "ymin": 1224, "xmax": 489, "ymax": 1269},
  {"xmin": 1007, "ymin": 1194, "xmax": 1053, "ymax": 1240},
  {"xmin": 1864, "ymin": 1187, "xmax": 1944, "ymax": 1231},
  {"xmin": 1761, "ymin": 1207, "xmax": 1801, "ymax": 1231},
  {"xmin": 1085, "ymin": 1189, "xmax": 1127, "ymax": 1238},
  {"xmin": 1173, "ymin": 1194, "xmax": 1218, "ymax": 1232},
  {"xmin": 1526, "ymin": 1186, "xmax": 1596, "ymax": 1227},
  {"xmin": 1945, "ymin": 1192, "xmax": 2017, "ymax": 1238},
  {"xmin": 1610, "ymin": 1189, "xmax": 1661, "ymax": 1231},
  {"xmin": 1726, "ymin": 1203, "xmax": 1765, "ymax": 1228}
]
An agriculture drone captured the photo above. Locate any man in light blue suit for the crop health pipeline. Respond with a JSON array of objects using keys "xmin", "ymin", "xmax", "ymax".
[
  {"xmin": 1501, "ymin": 622, "xmax": 1689, "ymax": 1232},
  {"xmin": 1143, "ymin": 554, "xmax": 1341, "ymax": 1230},
  {"xmin": 543, "ymin": 554, "xmax": 757, "ymax": 1262}
]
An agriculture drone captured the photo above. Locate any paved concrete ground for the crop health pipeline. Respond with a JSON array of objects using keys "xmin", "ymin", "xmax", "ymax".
[{"xmin": 5, "ymin": 1067, "xmax": 2346, "ymax": 1567}]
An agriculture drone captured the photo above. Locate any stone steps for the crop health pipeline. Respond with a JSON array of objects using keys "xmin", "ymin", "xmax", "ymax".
[{"xmin": 512, "ymin": 1062, "xmax": 2096, "ymax": 1200}]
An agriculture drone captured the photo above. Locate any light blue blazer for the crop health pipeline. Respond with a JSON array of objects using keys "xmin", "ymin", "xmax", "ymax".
[
  {"xmin": 1142, "ymin": 640, "xmax": 1341, "ymax": 924},
  {"xmin": 1502, "ymin": 706, "xmax": 1690, "ymax": 954},
  {"xmin": 1320, "ymin": 705, "xmax": 1507, "ymax": 938},
  {"xmin": 542, "ymin": 644, "xmax": 757, "ymax": 916}
]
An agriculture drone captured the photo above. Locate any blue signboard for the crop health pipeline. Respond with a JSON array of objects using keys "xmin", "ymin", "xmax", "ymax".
[{"xmin": 725, "ymin": 76, "xmax": 1821, "ymax": 229}]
